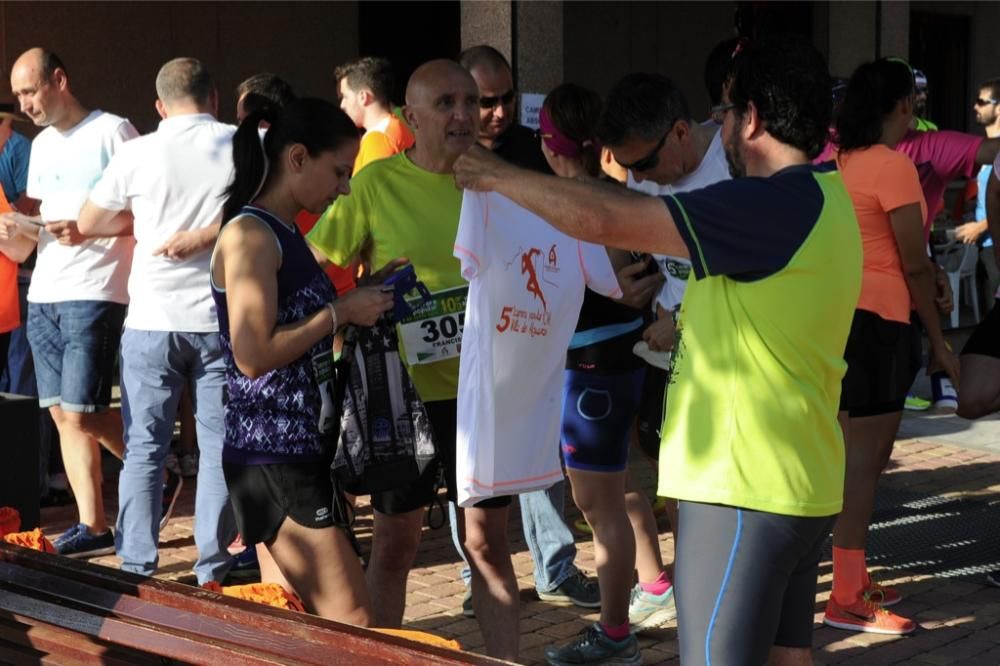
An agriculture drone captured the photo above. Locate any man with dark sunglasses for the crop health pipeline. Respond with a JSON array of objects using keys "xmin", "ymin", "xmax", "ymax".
[
  {"xmin": 954, "ymin": 78, "xmax": 1000, "ymax": 308},
  {"xmin": 459, "ymin": 45, "xmax": 550, "ymax": 174},
  {"xmin": 600, "ymin": 73, "xmax": 723, "ymax": 188}
]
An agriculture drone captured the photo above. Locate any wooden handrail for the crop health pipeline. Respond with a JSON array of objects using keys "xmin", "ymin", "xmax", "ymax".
[{"xmin": 0, "ymin": 543, "xmax": 508, "ymax": 665}]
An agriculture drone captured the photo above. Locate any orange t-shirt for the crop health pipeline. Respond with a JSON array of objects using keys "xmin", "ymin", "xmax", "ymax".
[
  {"xmin": 353, "ymin": 114, "xmax": 415, "ymax": 175},
  {"xmin": 836, "ymin": 145, "xmax": 927, "ymax": 323},
  {"xmin": 0, "ymin": 186, "xmax": 19, "ymax": 334}
]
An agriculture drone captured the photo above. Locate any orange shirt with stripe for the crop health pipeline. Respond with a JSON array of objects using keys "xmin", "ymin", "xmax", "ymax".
[
  {"xmin": 353, "ymin": 114, "xmax": 414, "ymax": 175},
  {"xmin": 836, "ymin": 145, "xmax": 927, "ymax": 324},
  {"xmin": 0, "ymin": 184, "xmax": 19, "ymax": 334}
]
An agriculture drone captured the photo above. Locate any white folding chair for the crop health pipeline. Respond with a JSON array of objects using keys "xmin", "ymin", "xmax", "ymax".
[{"xmin": 936, "ymin": 241, "xmax": 980, "ymax": 328}]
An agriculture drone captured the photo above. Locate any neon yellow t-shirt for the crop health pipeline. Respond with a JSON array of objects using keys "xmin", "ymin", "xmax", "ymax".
[
  {"xmin": 307, "ymin": 151, "xmax": 463, "ymax": 402},
  {"xmin": 658, "ymin": 163, "xmax": 862, "ymax": 517}
]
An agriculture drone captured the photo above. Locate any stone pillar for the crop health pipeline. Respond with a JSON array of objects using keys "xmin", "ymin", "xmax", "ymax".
[
  {"xmin": 878, "ymin": 1, "xmax": 909, "ymax": 59},
  {"xmin": 460, "ymin": 1, "xmax": 513, "ymax": 65},
  {"xmin": 513, "ymin": 1, "xmax": 563, "ymax": 95},
  {"xmin": 459, "ymin": 0, "xmax": 563, "ymax": 94},
  {"xmin": 827, "ymin": 0, "xmax": 876, "ymax": 77}
]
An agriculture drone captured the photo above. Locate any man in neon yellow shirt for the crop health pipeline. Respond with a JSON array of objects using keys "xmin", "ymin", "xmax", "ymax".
[
  {"xmin": 456, "ymin": 36, "xmax": 861, "ymax": 666},
  {"xmin": 309, "ymin": 59, "xmax": 522, "ymax": 661}
]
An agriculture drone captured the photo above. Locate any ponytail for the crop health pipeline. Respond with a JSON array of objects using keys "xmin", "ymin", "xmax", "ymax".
[
  {"xmin": 222, "ymin": 98, "xmax": 360, "ymax": 224},
  {"xmin": 223, "ymin": 106, "xmax": 279, "ymax": 224}
]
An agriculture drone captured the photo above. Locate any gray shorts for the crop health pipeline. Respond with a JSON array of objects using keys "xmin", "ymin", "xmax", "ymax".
[{"xmin": 675, "ymin": 501, "xmax": 835, "ymax": 665}]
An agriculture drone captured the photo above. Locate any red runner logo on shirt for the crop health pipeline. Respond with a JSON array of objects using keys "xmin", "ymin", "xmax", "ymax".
[{"xmin": 521, "ymin": 248, "xmax": 547, "ymax": 311}]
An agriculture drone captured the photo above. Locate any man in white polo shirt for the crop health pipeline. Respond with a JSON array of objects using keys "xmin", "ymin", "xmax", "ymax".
[
  {"xmin": 77, "ymin": 57, "xmax": 237, "ymax": 585},
  {"xmin": 0, "ymin": 48, "xmax": 136, "ymax": 559}
]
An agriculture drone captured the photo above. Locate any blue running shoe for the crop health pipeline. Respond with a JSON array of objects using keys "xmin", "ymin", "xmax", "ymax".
[
  {"xmin": 230, "ymin": 545, "xmax": 260, "ymax": 573},
  {"xmin": 54, "ymin": 523, "xmax": 115, "ymax": 559}
]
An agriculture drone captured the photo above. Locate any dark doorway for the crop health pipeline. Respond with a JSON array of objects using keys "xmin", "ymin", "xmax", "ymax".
[
  {"xmin": 735, "ymin": 1, "xmax": 813, "ymax": 41},
  {"xmin": 910, "ymin": 11, "xmax": 970, "ymax": 132},
  {"xmin": 358, "ymin": 1, "xmax": 461, "ymax": 106}
]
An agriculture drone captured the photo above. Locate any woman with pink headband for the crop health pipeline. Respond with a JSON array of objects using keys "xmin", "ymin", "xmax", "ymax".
[{"xmin": 541, "ymin": 83, "xmax": 673, "ymax": 666}]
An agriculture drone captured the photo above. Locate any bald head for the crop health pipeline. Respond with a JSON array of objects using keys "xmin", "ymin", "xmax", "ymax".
[
  {"xmin": 403, "ymin": 59, "xmax": 478, "ymax": 170},
  {"xmin": 405, "ymin": 59, "xmax": 477, "ymax": 107},
  {"xmin": 458, "ymin": 45, "xmax": 511, "ymax": 76},
  {"xmin": 13, "ymin": 47, "xmax": 67, "ymax": 82},
  {"xmin": 156, "ymin": 57, "xmax": 213, "ymax": 106},
  {"xmin": 11, "ymin": 47, "xmax": 73, "ymax": 128}
]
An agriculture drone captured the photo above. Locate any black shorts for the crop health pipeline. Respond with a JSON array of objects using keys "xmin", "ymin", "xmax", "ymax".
[
  {"xmin": 962, "ymin": 302, "xmax": 1000, "ymax": 359},
  {"xmin": 840, "ymin": 309, "xmax": 921, "ymax": 417},
  {"xmin": 223, "ymin": 460, "xmax": 338, "ymax": 546},
  {"xmin": 636, "ymin": 365, "xmax": 669, "ymax": 460},
  {"xmin": 675, "ymin": 501, "xmax": 835, "ymax": 663},
  {"xmin": 370, "ymin": 399, "xmax": 511, "ymax": 515}
]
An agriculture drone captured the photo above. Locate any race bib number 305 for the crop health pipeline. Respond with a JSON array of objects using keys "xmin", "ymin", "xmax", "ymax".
[{"xmin": 398, "ymin": 285, "xmax": 468, "ymax": 366}]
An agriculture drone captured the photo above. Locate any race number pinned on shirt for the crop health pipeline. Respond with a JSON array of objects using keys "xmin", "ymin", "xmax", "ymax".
[{"xmin": 398, "ymin": 285, "xmax": 468, "ymax": 365}]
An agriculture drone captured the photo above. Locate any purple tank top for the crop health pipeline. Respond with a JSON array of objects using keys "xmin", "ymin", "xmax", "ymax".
[{"xmin": 212, "ymin": 205, "xmax": 336, "ymax": 464}]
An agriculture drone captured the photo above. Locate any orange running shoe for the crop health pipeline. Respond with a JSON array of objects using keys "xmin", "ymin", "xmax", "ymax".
[
  {"xmin": 863, "ymin": 579, "xmax": 901, "ymax": 607},
  {"xmin": 824, "ymin": 592, "xmax": 915, "ymax": 635}
]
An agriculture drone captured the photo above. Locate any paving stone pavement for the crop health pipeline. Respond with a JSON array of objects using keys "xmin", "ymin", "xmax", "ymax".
[{"xmin": 37, "ymin": 434, "xmax": 1000, "ymax": 665}]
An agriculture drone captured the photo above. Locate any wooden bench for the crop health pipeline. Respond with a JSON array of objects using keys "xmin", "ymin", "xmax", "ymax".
[{"xmin": 0, "ymin": 542, "xmax": 508, "ymax": 665}]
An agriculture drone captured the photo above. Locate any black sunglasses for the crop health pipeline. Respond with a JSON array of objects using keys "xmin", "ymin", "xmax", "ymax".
[
  {"xmin": 618, "ymin": 123, "xmax": 675, "ymax": 173},
  {"xmin": 975, "ymin": 97, "xmax": 999, "ymax": 107},
  {"xmin": 479, "ymin": 89, "xmax": 516, "ymax": 110}
]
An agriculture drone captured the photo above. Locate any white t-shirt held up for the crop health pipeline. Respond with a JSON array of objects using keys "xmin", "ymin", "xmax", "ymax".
[{"xmin": 453, "ymin": 191, "xmax": 622, "ymax": 506}]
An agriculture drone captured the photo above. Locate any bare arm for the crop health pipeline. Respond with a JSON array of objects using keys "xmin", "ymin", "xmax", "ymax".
[
  {"xmin": 77, "ymin": 200, "xmax": 134, "ymax": 237},
  {"xmin": 976, "ymin": 137, "xmax": 1000, "ymax": 167},
  {"xmin": 989, "ymin": 171, "xmax": 1000, "ymax": 268},
  {"xmin": 153, "ymin": 222, "xmax": 220, "ymax": 261},
  {"xmin": 454, "ymin": 145, "xmax": 689, "ymax": 257},
  {"xmin": 890, "ymin": 202, "xmax": 959, "ymax": 383},
  {"xmin": 0, "ymin": 212, "xmax": 39, "ymax": 259},
  {"xmin": 0, "ymin": 237, "xmax": 32, "ymax": 263},
  {"xmin": 218, "ymin": 217, "xmax": 392, "ymax": 379}
]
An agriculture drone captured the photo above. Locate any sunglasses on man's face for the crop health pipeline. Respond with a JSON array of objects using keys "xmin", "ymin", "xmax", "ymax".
[
  {"xmin": 479, "ymin": 89, "xmax": 516, "ymax": 110},
  {"xmin": 617, "ymin": 124, "xmax": 675, "ymax": 173},
  {"xmin": 975, "ymin": 97, "xmax": 999, "ymax": 107}
]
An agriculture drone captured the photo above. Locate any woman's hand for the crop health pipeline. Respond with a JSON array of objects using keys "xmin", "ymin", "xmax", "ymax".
[{"xmin": 336, "ymin": 286, "xmax": 394, "ymax": 327}]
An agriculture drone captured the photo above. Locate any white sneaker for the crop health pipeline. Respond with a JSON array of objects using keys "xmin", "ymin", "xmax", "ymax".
[{"xmin": 632, "ymin": 341, "xmax": 672, "ymax": 371}]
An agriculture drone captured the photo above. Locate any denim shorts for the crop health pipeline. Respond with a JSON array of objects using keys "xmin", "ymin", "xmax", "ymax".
[{"xmin": 26, "ymin": 301, "xmax": 126, "ymax": 412}]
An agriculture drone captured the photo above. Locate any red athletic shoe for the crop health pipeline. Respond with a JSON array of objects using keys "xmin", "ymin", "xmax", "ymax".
[
  {"xmin": 864, "ymin": 579, "xmax": 901, "ymax": 607},
  {"xmin": 824, "ymin": 593, "xmax": 915, "ymax": 635}
]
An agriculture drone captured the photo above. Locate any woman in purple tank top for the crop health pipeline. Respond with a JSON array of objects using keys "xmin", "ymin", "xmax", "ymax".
[{"xmin": 210, "ymin": 98, "xmax": 392, "ymax": 624}]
